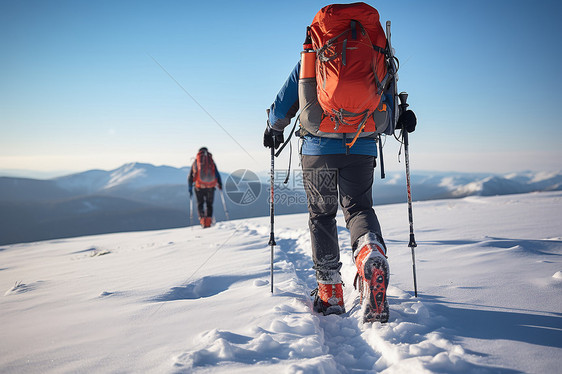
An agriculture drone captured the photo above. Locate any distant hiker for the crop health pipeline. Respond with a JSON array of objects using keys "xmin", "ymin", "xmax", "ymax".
[
  {"xmin": 188, "ymin": 147, "xmax": 222, "ymax": 228},
  {"xmin": 264, "ymin": 3, "xmax": 416, "ymax": 322}
]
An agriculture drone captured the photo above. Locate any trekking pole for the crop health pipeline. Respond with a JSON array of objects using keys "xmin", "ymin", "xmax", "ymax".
[
  {"xmin": 399, "ymin": 92, "xmax": 418, "ymax": 297},
  {"xmin": 189, "ymin": 193, "xmax": 194, "ymax": 226},
  {"xmin": 219, "ymin": 188, "xmax": 230, "ymax": 220},
  {"xmin": 268, "ymin": 146, "xmax": 276, "ymax": 294}
]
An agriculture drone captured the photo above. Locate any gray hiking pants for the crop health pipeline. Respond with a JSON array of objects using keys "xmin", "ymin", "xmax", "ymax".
[
  {"xmin": 195, "ymin": 187, "xmax": 215, "ymax": 218},
  {"xmin": 301, "ymin": 154, "xmax": 383, "ymax": 280}
]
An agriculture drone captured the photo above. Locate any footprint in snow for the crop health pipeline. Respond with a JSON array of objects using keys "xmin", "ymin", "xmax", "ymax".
[
  {"xmin": 4, "ymin": 280, "xmax": 42, "ymax": 296},
  {"xmin": 152, "ymin": 275, "xmax": 254, "ymax": 302}
]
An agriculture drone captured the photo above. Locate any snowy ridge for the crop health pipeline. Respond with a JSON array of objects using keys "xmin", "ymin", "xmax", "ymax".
[
  {"xmin": 1, "ymin": 192, "xmax": 560, "ymax": 373},
  {"xmin": 54, "ymin": 162, "xmax": 192, "ymax": 192},
  {"xmin": 449, "ymin": 176, "xmax": 525, "ymax": 197},
  {"xmin": 104, "ymin": 162, "xmax": 147, "ymax": 189}
]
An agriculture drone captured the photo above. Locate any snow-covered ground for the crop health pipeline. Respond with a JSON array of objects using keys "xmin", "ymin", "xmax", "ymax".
[{"xmin": 1, "ymin": 191, "xmax": 561, "ymax": 373}]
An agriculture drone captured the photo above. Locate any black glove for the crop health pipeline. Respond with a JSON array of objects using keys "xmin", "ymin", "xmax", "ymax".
[
  {"xmin": 396, "ymin": 110, "xmax": 417, "ymax": 133},
  {"xmin": 263, "ymin": 126, "xmax": 284, "ymax": 149}
]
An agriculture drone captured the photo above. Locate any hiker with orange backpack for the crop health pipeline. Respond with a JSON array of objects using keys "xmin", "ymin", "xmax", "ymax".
[
  {"xmin": 188, "ymin": 147, "xmax": 223, "ymax": 228},
  {"xmin": 264, "ymin": 3, "xmax": 417, "ymax": 322}
]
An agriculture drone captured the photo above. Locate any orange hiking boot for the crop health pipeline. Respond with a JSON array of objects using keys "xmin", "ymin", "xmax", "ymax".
[
  {"xmin": 200, "ymin": 217, "xmax": 212, "ymax": 228},
  {"xmin": 353, "ymin": 233, "xmax": 389, "ymax": 323},
  {"xmin": 312, "ymin": 281, "xmax": 345, "ymax": 315}
]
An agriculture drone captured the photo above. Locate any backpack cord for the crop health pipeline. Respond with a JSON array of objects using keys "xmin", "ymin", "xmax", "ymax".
[
  {"xmin": 396, "ymin": 128, "xmax": 405, "ymax": 163},
  {"xmin": 274, "ymin": 115, "xmax": 300, "ymax": 184},
  {"xmin": 284, "ymin": 141, "xmax": 293, "ymax": 184}
]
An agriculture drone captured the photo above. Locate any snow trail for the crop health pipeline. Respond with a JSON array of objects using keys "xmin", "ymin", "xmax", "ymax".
[{"xmin": 173, "ymin": 220, "xmax": 505, "ymax": 373}]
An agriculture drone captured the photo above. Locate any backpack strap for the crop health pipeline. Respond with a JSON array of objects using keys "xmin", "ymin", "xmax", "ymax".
[
  {"xmin": 372, "ymin": 45, "xmax": 387, "ymax": 55},
  {"xmin": 344, "ymin": 20, "xmax": 360, "ymax": 66},
  {"xmin": 332, "ymin": 108, "xmax": 370, "ymax": 130},
  {"xmin": 374, "ymin": 43, "xmax": 394, "ymax": 94},
  {"xmin": 351, "ymin": 20, "xmax": 357, "ymax": 40},
  {"xmin": 345, "ymin": 116, "xmax": 369, "ymax": 148},
  {"xmin": 316, "ymin": 29, "xmax": 347, "ymax": 62}
]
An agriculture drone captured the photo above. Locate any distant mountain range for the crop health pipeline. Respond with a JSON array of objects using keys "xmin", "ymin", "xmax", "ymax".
[
  {"xmin": 371, "ymin": 170, "xmax": 562, "ymax": 204},
  {"xmin": 1, "ymin": 162, "xmax": 560, "ymax": 245}
]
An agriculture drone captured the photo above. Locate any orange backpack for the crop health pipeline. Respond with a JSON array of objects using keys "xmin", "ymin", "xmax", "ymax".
[
  {"xmin": 309, "ymin": 3, "xmax": 390, "ymax": 146},
  {"xmin": 193, "ymin": 149, "xmax": 217, "ymax": 189}
]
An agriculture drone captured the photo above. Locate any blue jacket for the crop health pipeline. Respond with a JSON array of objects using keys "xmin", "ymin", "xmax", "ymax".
[{"xmin": 268, "ymin": 62, "xmax": 378, "ymax": 157}]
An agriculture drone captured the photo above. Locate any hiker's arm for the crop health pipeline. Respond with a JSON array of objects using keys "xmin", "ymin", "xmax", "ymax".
[
  {"xmin": 215, "ymin": 167, "xmax": 222, "ymax": 189},
  {"xmin": 267, "ymin": 61, "xmax": 300, "ymax": 132}
]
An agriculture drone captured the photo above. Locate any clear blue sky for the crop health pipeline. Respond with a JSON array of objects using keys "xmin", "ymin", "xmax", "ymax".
[{"xmin": 1, "ymin": 0, "xmax": 561, "ymax": 176}]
